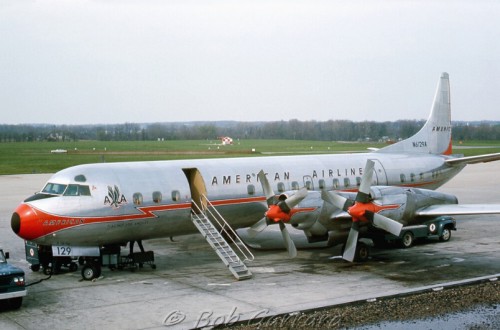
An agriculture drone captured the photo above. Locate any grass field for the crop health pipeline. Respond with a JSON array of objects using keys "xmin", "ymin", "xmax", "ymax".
[{"xmin": 1, "ymin": 139, "xmax": 499, "ymax": 175}]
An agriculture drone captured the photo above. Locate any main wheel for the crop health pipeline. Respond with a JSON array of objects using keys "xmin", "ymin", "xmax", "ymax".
[
  {"xmin": 354, "ymin": 242, "xmax": 370, "ymax": 262},
  {"xmin": 400, "ymin": 231, "xmax": 414, "ymax": 248},
  {"xmin": 439, "ymin": 228, "xmax": 452, "ymax": 242},
  {"xmin": 30, "ymin": 264, "xmax": 40, "ymax": 272}
]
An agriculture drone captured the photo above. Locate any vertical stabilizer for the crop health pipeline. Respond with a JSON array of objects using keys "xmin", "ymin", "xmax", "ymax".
[{"xmin": 377, "ymin": 73, "xmax": 452, "ymax": 155}]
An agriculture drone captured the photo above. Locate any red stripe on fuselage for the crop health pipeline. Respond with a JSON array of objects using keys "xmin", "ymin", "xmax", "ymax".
[{"xmin": 20, "ymin": 196, "xmax": 267, "ymax": 240}]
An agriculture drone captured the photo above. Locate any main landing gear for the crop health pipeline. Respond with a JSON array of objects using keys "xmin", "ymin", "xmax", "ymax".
[{"xmin": 340, "ymin": 241, "xmax": 370, "ymax": 262}]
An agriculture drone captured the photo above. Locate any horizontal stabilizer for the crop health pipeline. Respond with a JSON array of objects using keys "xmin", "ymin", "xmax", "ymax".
[
  {"xmin": 416, "ymin": 204, "xmax": 500, "ymax": 217},
  {"xmin": 445, "ymin": 152, "xmax": 500, "ymax": 166}
]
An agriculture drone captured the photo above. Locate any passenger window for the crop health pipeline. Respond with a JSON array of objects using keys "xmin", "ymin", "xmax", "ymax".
[
  {"xmin": 171, "ymin": 190, "xmax": 180, "ymax": 202},
  {"xmin": 400, "ymin": 174, "xmax": 406, "ymax": 183},
  {"xmin": 332, "ymin": 178, "xmax": 339, "ymax": 189},
  {"xmin": 419, "ymin": 172, "xmax": 424, "ymax": 181},
  {"xmin": 305, "ymin": 181, "xmax": 312, "ymax": 190},
  {"xmin": 277, "ymin": 182, "xmax": 285, "ymax": 193},
  {"xmin": 153, "ymin": 191, "xmax": 162, "ymax": 203},
  {"xmin": 247, "ymin": 184, "xmax": 255, "ymax": 195},
  {"xmin": 355, "ymin": 177, "xmax": 362, "ymax": 186},
  {"xmin": 344, "ymin": 178, "xmax": 350, "ymax": 187},
  {"xmin": 410, "ymin": 173, "xmax": 415, "ymax": 182},
  {"xmin": 319, "ymin": 179, "xmax": 325, "ymax": 190},
  {"xmin": 291, "ymin": 181, "xmax": 299, "ymax": 190},
  {"xmin": 133, "ymin": 193, "xmax": 143, "ymax": 205}
]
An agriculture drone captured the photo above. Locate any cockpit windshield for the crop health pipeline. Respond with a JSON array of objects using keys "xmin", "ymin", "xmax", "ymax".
[
  {"xmin": 42, "ymin": 183, "xmax": 68, "ymax": 195},
  {"xmin": 63, "ymin": 184, "xmax": 91, "ymax": 196},
  {"xmin": 40, "ymin": 183, "xmax": 91, "ymax": 197}
]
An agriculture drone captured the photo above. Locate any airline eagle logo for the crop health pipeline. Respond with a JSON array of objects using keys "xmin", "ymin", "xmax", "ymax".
[{"xmin": 104, "ymin": 185, "xmax": 127, "ymax": 208}]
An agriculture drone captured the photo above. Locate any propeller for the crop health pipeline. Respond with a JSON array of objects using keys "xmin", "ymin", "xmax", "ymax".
[
  {"xmin": 323, "ymin": 160, "xmax": 403, "ymax": 261},
  {"xmin": 247, "ymin": 170, "xmax": 307, "ymax": 258}
]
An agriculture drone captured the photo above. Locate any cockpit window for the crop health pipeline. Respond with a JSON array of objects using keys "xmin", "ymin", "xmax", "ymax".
[
  {"xmin": 42, "ymin": 183, "xmax": 68, "ymax": 195},
  {"xmin": 63, "ymin": 184, "xmax": 91, "ymax": 196}
]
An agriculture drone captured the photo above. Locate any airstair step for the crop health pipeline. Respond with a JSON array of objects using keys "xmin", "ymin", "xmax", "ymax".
[{"xmin": 190, "ymin": 202, "xmax": 253, "ymax": 281}]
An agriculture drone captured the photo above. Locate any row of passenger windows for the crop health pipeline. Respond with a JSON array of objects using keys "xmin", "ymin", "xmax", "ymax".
[
  {"xmin": 132, "ymin": 191, "xmax": 181, "ymax": 205},
  {"xmin": 131, "ymin": 177, "xmax": 373, "ymax": 205},
  {"xmin": 399, "ymin": 171, "xmax": 438, "ymax": 183}
]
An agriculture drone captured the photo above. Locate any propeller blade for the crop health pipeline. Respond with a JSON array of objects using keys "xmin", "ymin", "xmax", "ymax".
[
  {"xmin": 368, "ymin": 211, "xmax": 403, "ymax": 236},
  {"xmin": 283, "ymin": 187, "xmax": 308, "ymax": 210},
  {"xmin": 356, "ymin": 160, "xmax": 375, "ymax": 203},
  {"xmin": 247, "ymin": 217, "xmax": 268, "ymax": 237},
  {"xmin": 257, "ymin": 170, "xmax": 275, "ymax": 206},
  {"xmin": 342, "ymin": 222, "xmax": 359, "ymax": 262},
  {"xmin": 322, "ymin": 190, "xmax": 352, "ymax": 211},
  {"xmin": 279, "ymin": 221, "xmax": 297, "ymax": 258}
]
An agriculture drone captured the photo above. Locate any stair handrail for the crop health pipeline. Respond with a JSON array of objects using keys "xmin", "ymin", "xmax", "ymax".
[{"xmin": 191, "ymin": 195, "xmax": 255, "ymax": 262}]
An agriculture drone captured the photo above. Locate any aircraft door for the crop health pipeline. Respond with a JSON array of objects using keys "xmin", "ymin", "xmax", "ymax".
[
  {"xmin": 370, "ymin": 159, "xmax": 388, "ymax": 185},
  {"xmin": 182, "ymin": 168, "xmax": 208, "ymax": 214}
]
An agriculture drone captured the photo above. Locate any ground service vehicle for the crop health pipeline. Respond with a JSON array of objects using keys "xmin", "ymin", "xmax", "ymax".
[
  {"xmin": 0, "ymin": 248, "xmax": 26, "ymax": 309},
  {"xmin": 372, "ymin": 216, "xmax": 456, "ymax": 249}
]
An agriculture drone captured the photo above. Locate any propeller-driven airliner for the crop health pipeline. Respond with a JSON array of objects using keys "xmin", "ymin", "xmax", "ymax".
[{"xmin": 11, "ymin": 73, "xmax": 500, "ymax": 280}]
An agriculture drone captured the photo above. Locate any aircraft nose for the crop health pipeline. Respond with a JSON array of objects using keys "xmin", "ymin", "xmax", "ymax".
[{"xmin": 11, "ymin": 203, "xmax": 44, "ymax": 240}]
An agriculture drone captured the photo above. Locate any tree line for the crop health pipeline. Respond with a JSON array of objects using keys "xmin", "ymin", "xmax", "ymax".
[{"xmin": 0, "ymin": 120, "xmax": 499, "ymax": 143}]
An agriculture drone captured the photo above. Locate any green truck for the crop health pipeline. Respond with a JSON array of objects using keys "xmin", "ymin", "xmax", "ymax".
[
  {"xmin": 0, "ymin": 248, "xmax": 26, "ymax": 309},
  {"xmin": 372, "ymin": 216, "xmax": 457, "ymax": 248}
]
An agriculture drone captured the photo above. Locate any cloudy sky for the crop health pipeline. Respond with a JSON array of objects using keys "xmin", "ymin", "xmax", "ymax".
[{"xmin": 1, "ymin": 0, "xmax": 499, "ymax": 125}]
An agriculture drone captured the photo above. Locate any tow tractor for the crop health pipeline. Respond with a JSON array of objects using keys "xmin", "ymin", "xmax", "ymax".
[{"xmin": 25, "ymin": 241, "xmax": 156, "ymax": 280}]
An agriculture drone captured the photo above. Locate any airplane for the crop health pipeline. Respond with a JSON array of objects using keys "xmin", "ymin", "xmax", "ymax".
[{"xmin": 10, "ymin": 72, "xmax": 500, "ymax": 280}]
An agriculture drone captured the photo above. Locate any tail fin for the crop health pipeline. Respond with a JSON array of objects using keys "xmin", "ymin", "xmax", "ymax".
[{"xmin": 377, "ymin": 72, "xmax": 452, "ymax": 155}]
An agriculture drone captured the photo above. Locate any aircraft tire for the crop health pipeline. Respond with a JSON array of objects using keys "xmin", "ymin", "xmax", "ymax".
[
  {"xmin": 439, "ymin": 228, "xmax": 452, "ymax": 242},
  {"xmin": 354, "ymin": 242, "xmax": 370, "ymax": 262},
  {"xmin": 400, "ymin": 231, "xmax": 414, "ymax": 248},
  {"xmin": 43, "ymin": 266, "xmax": 52, "ymax": 275},
  {"xmin": 81, "ymin": 264, "xmax": 100, "ymax": 281},
  {"xmin": 30, "ymin": 264, "xmax": 40, "ymax": 272}
]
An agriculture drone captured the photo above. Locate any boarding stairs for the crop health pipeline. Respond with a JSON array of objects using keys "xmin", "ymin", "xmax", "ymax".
[{"xmin": 191, "ymin": 195, "xmax": 254, "ymax": 280}]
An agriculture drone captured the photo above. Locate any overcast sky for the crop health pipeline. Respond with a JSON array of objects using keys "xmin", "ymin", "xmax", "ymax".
[{"xmin": 1, "ymin": 0, "xmax": 499, "ymax": 125}]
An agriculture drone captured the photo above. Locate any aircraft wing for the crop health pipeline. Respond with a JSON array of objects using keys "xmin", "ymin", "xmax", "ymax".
[
  {"xmin": 416, "ymin": 204, "xmax": 500, "ymax": 217},
  {"xmin": 445, "ymin": 152, "xmax": 500, "ymax": 165}
]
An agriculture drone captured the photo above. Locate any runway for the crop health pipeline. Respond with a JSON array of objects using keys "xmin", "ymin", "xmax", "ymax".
[{"xmin": 0, "ymin": 162, "xmax": 499, "ymax": 329}]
